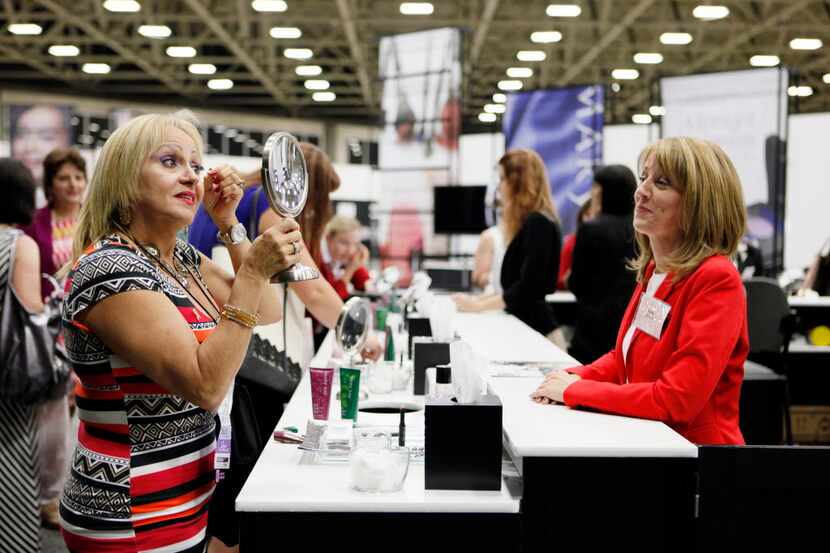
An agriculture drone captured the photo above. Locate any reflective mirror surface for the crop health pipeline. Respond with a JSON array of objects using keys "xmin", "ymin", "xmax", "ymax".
[
  {"xmin": 336, "ymin": 297, "xmax": 371, "ymax": 355},
  {"xmin": 261, "ymin": 131, "xmax": 308, "ymax": 218}
]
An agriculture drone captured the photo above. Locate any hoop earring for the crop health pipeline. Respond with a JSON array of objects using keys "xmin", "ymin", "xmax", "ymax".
[{"xmin": 118, "ymin": 206, "xmax": 132, "ymax": 226}]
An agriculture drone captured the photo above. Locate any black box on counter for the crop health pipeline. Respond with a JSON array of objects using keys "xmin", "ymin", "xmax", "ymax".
[
  {"xmin": 425, "ymin": 394, "xmax": 503, "ymax": 491},
  {"xmin": 412, "ymin": 338, "xmax": 450, "ymax": 395},
  {"xmin": 406, "ymin": 315, "xmax": 432, "ymax": 359}
]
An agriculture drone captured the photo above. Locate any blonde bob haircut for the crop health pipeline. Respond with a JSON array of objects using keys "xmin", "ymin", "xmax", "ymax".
[
  {"xmin": 497, "ymin": 148, "xmax": 558, "ymax": 242},
  {"xmin": 72, "ymin": 113, "xmax": 204, "ymax": 261},
  {"xmin": 325, "ymin": 214, "xmax": 361, "ymax": 238},
  {"xmin": 630, "ymin": 136, "xmax": 747, "ymax": 282}
]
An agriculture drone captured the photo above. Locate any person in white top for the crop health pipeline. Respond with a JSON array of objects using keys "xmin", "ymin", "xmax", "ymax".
[{"xmin": 472, "ymin": 224, "xmax": 506, "ymax": 293}]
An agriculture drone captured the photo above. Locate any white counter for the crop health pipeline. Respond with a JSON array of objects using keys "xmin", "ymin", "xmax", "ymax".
[
  {"xmin": 453, "ymin": 311, "xmax": 697, "ymax": 460},
  {"xmin": 236, "ymin": 332, "xmax": 521, "ymax": 514},
  {"xmin": 788, "ymin": 295, "xmax": 830, "ymax": 307},
  {"xmin": 545, "ymin": 291, "xmax": 576, "ymax": 304},
  {"xmin": 238, "ymin": 309, "xmax": 696, "ymax": 515}
]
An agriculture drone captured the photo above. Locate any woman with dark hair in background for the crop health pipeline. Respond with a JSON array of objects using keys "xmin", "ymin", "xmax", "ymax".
[
  {"xmin": 453, "ymin": 148, "xmax": 563, "ymax": 345},
  {"xmin": 21, "ymin": 147, "xmax": 87, "ymax": 529},
  {"xmin": 0, "ymin": 158, "xmax": 46, "ymax": 553},
  {"xmin": 567, "ymin": 164, "xmax": 638, "ymax": 364}
]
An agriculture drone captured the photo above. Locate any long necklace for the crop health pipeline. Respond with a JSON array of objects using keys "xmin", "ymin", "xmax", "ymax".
[{"xmin": 115, "ymin": 225, "xmax": 220, "ymax": 322}]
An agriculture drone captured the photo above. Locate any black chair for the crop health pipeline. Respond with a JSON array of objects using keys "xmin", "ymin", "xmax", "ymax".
[
  {"xmin": 697, "ymin": 445, "xmax": 830, "ymax": 549},
  {"xmin": 742, "ymin": 277, "xmax": 797, "ymax": 444}
]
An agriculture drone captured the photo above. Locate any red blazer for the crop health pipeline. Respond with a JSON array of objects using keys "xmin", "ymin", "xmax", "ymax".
[
  {"xmin": 319, "ymin": 262, "xmax": 370, "ymax": 300},
  {"xmin": 564, "ymin": 255, "xmax": 748, "ymax": 445}
]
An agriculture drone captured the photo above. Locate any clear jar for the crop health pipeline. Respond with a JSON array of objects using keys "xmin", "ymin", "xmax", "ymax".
[{"xmin": 349, "ymin": 434, "xmax": 410, "ymax": 493}]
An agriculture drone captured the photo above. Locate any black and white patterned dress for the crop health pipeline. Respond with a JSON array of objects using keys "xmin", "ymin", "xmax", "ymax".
[{"xmin": 0, "ymin": 228, "xmax": 42, "ymax": 553}]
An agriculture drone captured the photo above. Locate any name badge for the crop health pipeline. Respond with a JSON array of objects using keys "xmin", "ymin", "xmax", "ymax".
[{"xmin": 633, "ymin": 294, "xmax": 671, "ymax": 340}]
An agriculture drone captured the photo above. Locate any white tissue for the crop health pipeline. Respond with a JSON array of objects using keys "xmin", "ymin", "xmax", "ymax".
[
  {"xmin": 415, "ymin": 291, "xmax": 436, "ymax": 317},
  {"xmin": 450, "ymin": 340, "xmax": 485, "ymax": 404},
  {"xmin": 429, "ymin": 296, "xmax": 456, "ymax": 342}
]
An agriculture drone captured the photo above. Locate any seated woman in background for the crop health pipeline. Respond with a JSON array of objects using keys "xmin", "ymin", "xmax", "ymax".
[
  {"xmin": 557, "ymin": 198, "xmax": 594, "ymax": 290},
  {"xmin": 532, "ymin": 137, "xmax": 749, "ymax": 446},
  {"xmin": 472, "ymin": 216, "xmax": 507, "ymax": 293},
  {"xmin": 59, "ymin": 112, "xmax": 298, "ymax": 552},
  {"xmin": 453, "ymin": 148, "xmax": 563, "ymax": 345},
  {"xmin": 21, "ymin": 146, "xmax": 87, "ymax": 530},
  {"xmin": 567, "ymin": 165, "xmax": 638, "ymax": 364},
  {"xmin": 321, "ymin": 214, "xmax": 371, "ymax": 299}
]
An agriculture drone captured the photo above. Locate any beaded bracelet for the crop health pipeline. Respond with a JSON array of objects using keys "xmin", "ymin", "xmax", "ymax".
[{"xmin": 221, "ymin": 304, "xmax": 259, "ymax": 329}]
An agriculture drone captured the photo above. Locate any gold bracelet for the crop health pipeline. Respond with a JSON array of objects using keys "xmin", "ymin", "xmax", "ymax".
[{"xmin": 220, "ymin": 304, "xmax": 259, "ymax": 329}]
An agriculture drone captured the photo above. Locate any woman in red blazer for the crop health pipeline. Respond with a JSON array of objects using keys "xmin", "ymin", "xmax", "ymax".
[{"xmin": 532, "ymin": 137, "xmax": 749, "ymax": 445}]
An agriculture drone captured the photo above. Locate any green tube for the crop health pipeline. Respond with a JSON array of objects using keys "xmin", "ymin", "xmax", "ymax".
[{"xmin": 339, "ymin": 367, "xmax": 361, "ymax": 422}]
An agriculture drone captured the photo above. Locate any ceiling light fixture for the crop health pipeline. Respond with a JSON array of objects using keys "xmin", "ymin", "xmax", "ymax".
[
  {"xmin": 530, "ymin": 31, "xmax": 562, "ymax": 43},
  {"xmin": 612, "ymin": 68, "xmax": 639, "ymax": 80},
  {"xmin": 660, "ymin": 32, "xmax": 693, "ymax": 45},
  {"xmin": 251, "ymin": 0, "xmax": 287, "ymax": 12},
  {"xmin": 138, "ymin": 25, "xmax": 172, "ymax": 39},
  {"xmin": 498, "ymin": 80, "xmax": 523, "ymax": 91},
  {"xmin": 208, "ymin": 78, "xmax": 234, "ymax": 90},
  {"xmin": 546, "ymin": 4, "xmax": 581, "ymax": 17},
  {"xmin": 517, "ymin": 50, "xmax": 546, "ymax": 62},
  {"xmin": 400, "ymin": 2, "xmax": 434, "ymax": 15},
  {"xmin": 189, "ymin": 63, "xmax": 217, "ymax": 74},
  {"xmin": 103, "ymin": 0, "xmax": 141, "ymax": 12},
  {"xmin": 789, "ymin": 38, "xmax": 822, "ymax": 50},
  {"xmin": 48, "ymin": 44, "xmax": 80, "ymax": 57},
  {"xmin": 632, "ymin": 114, "xmax": 652, "ymax": 124},
  {"xmin": 479, "ymin": 113, "xmax": 497, "ymax": 123},
  {"xmin": 296, "ymin": 65, "xmax": 322, "ymax": 76},
  {"xmin": 313, "ymin": 91, "xmax": 336, "ymax": 102},
  {"xmin": 633, "ymin": 52, "xmax": 663, "ymax": 64},
  {"xmin": 649, "ymin": 105, "xmax": 666, "ymax": 117},
  {"xmin": 484, "ymin": 103, "xmax": 506, "ymax": 114},
  {"xmin": 270, "ymin": 27, "xmax": 302, "ymax": 39},
  {"xmin": 492, "ymin": 93, "xmax": 507, "ymax": 103},
  {"xmin": 8, "ymin": 23, "xmax": 42, "ymax": 35},
  {"xmin": 749, "ymin": 55, "xmax": 780, "ymax": 67},
  {"xmin": 692, "ymin": 5, "xmax": 729, "ymax": 20},
  {"xmin": 304, "ymin": 79, "xmax": 330, "ymax": 90},
  {"xmin": 506, "ymin": 67, "xmax": 533, "ymax": 78},
  {"xmin": 82, "ymin": 63, "xmax": 111, "ymax": 74},
  {"xmin": 166, "ymin": 46, "xmax": 196, "ymax": 58},
  {"xmin": 823, "ymin": 73, "xmax": 830, "ymax": 84},
  {"xmin": 787, "ymin": 85, "xmax": 813, "ymax": 97},
  {"xmin": 284, "ymin": 48, "xmax": 313, "ymax": 60}
]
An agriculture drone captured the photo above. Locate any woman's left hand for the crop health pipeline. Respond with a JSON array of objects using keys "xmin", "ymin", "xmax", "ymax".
[
  {"xmin": 451, "ymin": 293, "xmax": 481, "ymax": 312},
  {"xmin": 530, "ymin": 370, "xmax": 581, "ymax": 404},
  {"xmin": 361, "ymin": 333, "xmax": 382, "ymax": 361},
  {"xmin": 203, "ymin": 164, "xmax": 245, "ymax": 228}
]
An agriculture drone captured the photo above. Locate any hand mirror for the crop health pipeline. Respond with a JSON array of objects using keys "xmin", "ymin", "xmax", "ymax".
[
  {"xmin": 335, "ymin": 297, "xmax": 371, "ymax": 360},
  {"xmin": 261, "ymin": 131, "xmax": 319, "ymax": 282}
]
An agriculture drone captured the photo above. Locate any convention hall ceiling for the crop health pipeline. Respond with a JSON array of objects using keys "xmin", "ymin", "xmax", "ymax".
[{"xmin": 2, "ymin": 0, "xmax": 829, "ymax": 128}]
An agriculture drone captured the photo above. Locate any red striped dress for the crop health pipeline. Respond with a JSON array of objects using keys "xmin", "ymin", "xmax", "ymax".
[{"xmin": 59, "ymin": 236, "xmax": 217, "ymax": 553}]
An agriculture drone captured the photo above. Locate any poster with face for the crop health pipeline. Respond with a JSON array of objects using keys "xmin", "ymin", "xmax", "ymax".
[{"xmin": 9, "ymin": 104, "xmax": 73, "ymax": 186}]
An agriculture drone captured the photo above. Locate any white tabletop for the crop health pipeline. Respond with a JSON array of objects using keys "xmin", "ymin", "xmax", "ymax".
[
  {"xmin": 236, "ymin": 332, "xmax": 521, "ymax": 514},
  {"xmin": 788, "ymin": 295, "xmax": 830, "ymax": 307},
  {"xmin": 545, "ymin": 291, "xmax": 576, "ymax": 303},
  {"xmin": 454, "ymin": 311, "xmax": 698, "ymax": 459}
]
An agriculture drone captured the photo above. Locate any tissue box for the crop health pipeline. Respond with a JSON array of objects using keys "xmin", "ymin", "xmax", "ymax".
[
  {"xmin": 425, "ymin": 394, "xmax": 503, "ymax": 491},
  {"xmin": 406, "ymin": 314, "xmax": 432, "ymax": 358},
  {"xmin": 412, "ymin": 338, "xmax": 450, "ymax": 395},
  {"xmin": 425, "ymin": 267, "xmax": 472, "ymax": 292}
]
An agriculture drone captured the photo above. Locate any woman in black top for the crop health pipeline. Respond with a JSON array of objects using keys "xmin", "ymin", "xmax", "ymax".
[
  {"xmin": 454, "ymin": 148, "xmax": 562, "ymax": 342},
  {"xmin": 568, "ymin": 164, "xmax": 637, "ymax": 363}
]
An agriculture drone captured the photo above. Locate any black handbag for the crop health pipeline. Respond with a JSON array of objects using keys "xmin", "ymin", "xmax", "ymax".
[
  {"xmin": 234, "ymin": 187, "xmax": 302, "ymax": 398},
  {"xmin": 0, "ymin": 230, "xmax": 69, "ymax": 404}
]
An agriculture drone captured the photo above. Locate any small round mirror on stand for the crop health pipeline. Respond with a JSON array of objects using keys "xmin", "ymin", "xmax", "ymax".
[
  {"xmin": 261, "ymin": 131, "xmax": 319, "ymax": 282},
  {"xmin": 335, "ymin": 297, "xmax": 371, "ymax": 363}
]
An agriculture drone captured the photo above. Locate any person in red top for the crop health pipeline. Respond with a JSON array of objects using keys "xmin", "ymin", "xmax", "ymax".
[
  {"xmin": 320, "ymin": 214, "xmax": 371, "ymax": 299},
  {"xmin": 532, "ymin": 137, "xmax": 749, "ymax": 445}
]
